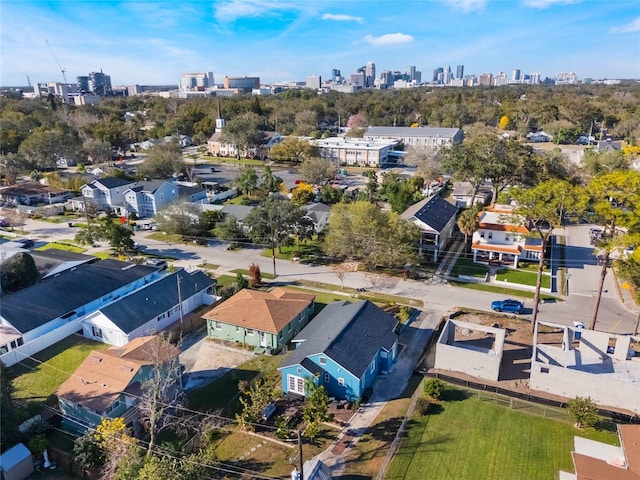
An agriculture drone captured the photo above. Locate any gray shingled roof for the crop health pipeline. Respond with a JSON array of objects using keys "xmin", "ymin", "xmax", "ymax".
[
  {"xmin": 100, "ymin": 270, "xmax": 213, "ymax": 334},
  {"xmin": 0, "ymin": 260, "xmax": 157, "ymax": 334},
  {"xmin": 365, "ymin": 126, "xmax": 461, "ymax": 138},
  {"xmin": 401, "ymin": 195, "xmax": 458, "ymax": 233},
  {"xmin": 281, "ymin": 300, "xmax": 397, "ymax": 378},
  {"xmin": 94, "ymin": 177, "xmax": 136, "ymax": 189}
]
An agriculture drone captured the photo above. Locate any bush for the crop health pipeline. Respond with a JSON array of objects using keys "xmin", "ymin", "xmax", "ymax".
[
  {"xmin": 423, "ymin": 378, "xmax": 445, "ymax": 400},
  {"xmin": 416, "ymin": 397, "xmax": 433, "ymax": 416},
  {"xmin": 567, "ymin": 396, "xmax": 599, "ymax": 428}
]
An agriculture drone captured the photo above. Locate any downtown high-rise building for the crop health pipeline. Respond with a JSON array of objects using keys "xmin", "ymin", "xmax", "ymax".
[
  {"xmin": 331, "ymin": 69, "xmax": 341, "ymax": 83},
  {"xmin": 433, "ymin": 67, "xmax": 443, "ymax": 83},
  {"xmin": 365, "ymin": 61, "xmax": 376, "ymax": 87},
  {"xmin": 511, "ymin": 68, "xmax": 521, "ymax": 82},
  {"xmin": 88, "ymin": 70, "xmax": 112, "ymax": 96},
  {"xmin": 456, "ymin": 64, "xmax": 464, "ymax": 79},
  {"xmin": 179, "ymin": 72, "xmax": 215, "ymax": 92},
  {"xmin": 444, "ymin": 65, "xmax": 453, "ymax": 85}
]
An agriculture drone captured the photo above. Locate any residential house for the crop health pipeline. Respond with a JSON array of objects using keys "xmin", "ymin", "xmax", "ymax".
[
  {"xmin": 56, "ymin": 336, "xmax": 182, "ymax": 433},
  {"xmin": 203, "ymin": 288, "xmax": 315, "ymax": 353},
  {"xmin": 123, "ymin": 180, "xmax": 206, "ymax": 218},
  {"xmin": 450, "ymin": 181, "xmax": 492, "ymax": 208},
  {"xmin": 199, "ymin": 203, "xmax": 255, "ymax": 232},
  {"xmin": 471, "ymin": 204, "xmax": 541, "ymax": 267},
  {"xmin": 530, "ymin": 321, "xmax": 640, "ymax": 415},
  {"xmin": 163, "ymin": 134, "xmax": 192, "ymax": 148},
  {"xmin": 401, "ymin": 195, "xmax": 458, "ymax": 262},
  {"xmin": 364, "ymin": 126, "xmax": 463, "ymax": 150},
  {"xmin": 0, "ymin": 259, "xmax": 160, "ymax": 367},
  {"xmin": 559, "ymin": 425, "xmax": 640, "ymax": 480},
  {"xmin": 76, "ymin": 177, "xmax": 137, "ymax": 213},
  {"xmin": 526, "ymin": 131, "xmax": 553, "ymax": 143},
  {"xmin": 81, "ymin": 270, "xmax": 215, "ymax": 347},
  {"xmin": 313, "ymin": 137, "xmax": 399, "ymax": 167},
  {"xmin": 279, "ymin": 300, "xmax": 398, "ymax": 401},
  {"xmin": 304, "ymin": 203, "xmax": 331, "ymax": 233},
  {"xmin": 0, "ymin": 182, "xmax": 73, "ymax": 206}
]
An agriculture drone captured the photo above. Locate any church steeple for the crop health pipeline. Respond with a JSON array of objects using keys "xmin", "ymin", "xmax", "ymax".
[{"xmin": 215, "ymin": 97, "xmax": 225, "ymax": 133}]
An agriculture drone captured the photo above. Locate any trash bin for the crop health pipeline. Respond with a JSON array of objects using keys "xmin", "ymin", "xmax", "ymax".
[{"xmin": 68, "ymin": 222, "xmax": 73, "ymax": 227}]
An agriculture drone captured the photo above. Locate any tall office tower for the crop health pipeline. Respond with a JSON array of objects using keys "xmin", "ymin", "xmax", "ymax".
[
  {"xmin": 511, "ymin": 68, "xmax": 521, "ymax": 82},
  {"xmin": 444, "ymin": 65, "xmax": 452, "ymax": 85},
  {"xmin": 380, "ymin": 70, "xmax": 394, "ymax": 88},
  {"xmin": 365, "ymin": 61, "xmax": 376, "ymax": 87},
  {"xmin": 433, "ymin": 67, "xmax": 443, "ymax": 83},
  {"xmin": 530, "ymin": 72, "xmax": 541, "ymax": 85},
  {"xmin": 414, "ymin": 70, "xmax": 422, "ymax": 84},
  {"xmin": 331, "ymin": 69, "xmax": 341, "ymax": 83},
  {"xmin": 77, "ymin": 76, "xmax": 89, "ymax": 94},
  {"xmin": 88, "ymin": 70, "xmax": 112, "ymax": 96},
  {"xmin": 494, "ymin": 72, "xmax": 509, "ymax": 86},
  {"xmin": 456, "ymin": 64, "xmax": 464, "ymax": 79},
  {"xmin": 407, "ymin": 65, "xmax": 417, "ymax": 82},
  {"xmin": 350, "ymin": 72, "xmax": 366, "ymax": 87}
]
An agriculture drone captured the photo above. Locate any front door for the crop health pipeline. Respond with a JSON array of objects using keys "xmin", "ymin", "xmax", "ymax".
[{"xmin": 259, "ymin": 332, "xmax": 267, "ymax": 347}]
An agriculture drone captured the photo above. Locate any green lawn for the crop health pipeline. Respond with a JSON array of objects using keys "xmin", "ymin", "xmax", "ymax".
[
  {"xmin": 450, "ymin": 258, "xmax": 489, "ymax": 278},
  {"xmin": 187, "ymin": 354, "xmax": 283, "ymax": 416},
  {"xmin": 450, "ymin": 281, "xmax": 560, "ymax": 301},
  {"xmin": 496, "ymin": 268, "xmax": 551, "ymax": 289},
  {"xmin": 260, "ymin": 238, "xmax": 326, "ymax": 263},
  {"xmin": 230, "ymin": 268, "xmax": 277, "ymax": 280},
  {"xmin": 9, "ymin": 336, "xmax": 109, "ymax": 416},
  {"xmin": 146, "ymin": 232, "xmax": 183, "ymax": 243},
  {"xmin": 385, "ymin": 390, "xmax": 618, "ymax": 480},
  {"xmin": 34, "ymin": 242, "xmax": 86, "ymax": 253}
]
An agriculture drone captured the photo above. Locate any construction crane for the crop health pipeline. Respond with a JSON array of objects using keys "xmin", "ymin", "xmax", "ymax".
[{"xmin": 45, "ymin": 40, "xmax": 68, "ymax": 83}]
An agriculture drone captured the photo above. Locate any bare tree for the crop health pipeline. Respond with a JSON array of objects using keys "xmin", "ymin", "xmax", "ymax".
[
  {"xmin": 332, "ymin": 263, "xmax": 349, "ymax": 289},
  {"xmin": 137, "ymin": 333, "xmax": 184, "ymax": 456}
]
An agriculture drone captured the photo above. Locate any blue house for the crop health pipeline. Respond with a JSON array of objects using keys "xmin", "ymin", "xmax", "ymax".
[{"xmin": 278, "ymin": 300, "xmax": 398, "ymax": 401}]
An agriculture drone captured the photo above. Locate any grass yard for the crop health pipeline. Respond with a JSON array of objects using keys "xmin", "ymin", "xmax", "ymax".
[
  {"xmin": 385, "ymin": 389, "xmax": 618, "ymax": 480},
  {"xmin": 260, "ymin": 238, "xmax": 326, "ymax": 263},
  {"xmin": 496, "ymin": 268, "xmax": 551, "ymax": 289},
  {"xmin": 92, "ymin": 250, "xmax": 113, "ymax": 259},
  {"xmin": 296, "ymin": 280, "xmax": 424, "ymax": 308},
  {"xmin": 187, "ymin": 354, "xmax": 283, "ymax": 416},
  {"xmin": 450, "ymin": 257, "xmax": 489, "ymax": 278},
  {"xmin": 35, "ymin": 242, "xmax": 86, "ymax": 253},
  {"xmin": 449, "ymin": 281, "xmax": 560, "ymax": 302},
  {"xmin": 214, "ymin": 274, "xmax": 238, "ymax": 288},
  {"xmin": 146, "ymin": 231, "xmax": 183, "ymax": 243},
  {"xmin": 9, "ymin": 336, "xmax": 109, "ymax": 416},
  {"xmin": 230, "ymin": 268, "xmax": 277, "ymax": 280}
]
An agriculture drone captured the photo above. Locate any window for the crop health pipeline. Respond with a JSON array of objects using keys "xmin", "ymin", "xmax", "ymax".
[
  {"xmin": 505, "ymin": 235, "xmax": 510, "ymax": 242},
  {"xmin": 235, "ymin": 326, "xmax": 240, "ymax": 333},
  {"xmin": 92, "ymin": 326, "xmax": 103, "ymax": 338},
  {"xmin": 215, "ymin": 321, "xmax": 222, "ymax": 331},
  {"xmin": 541, "ymin": 367, "xmax": 549, "ymax": 374},
  {"xmin": 488, "ymin": 232, "xmax": 493, "ymax": 239},
  {"xmin": 480, "ymin": 232, "xmax": 485, "ymax": 239},
  {"xmin": 369, "ymin": 358, "xmax": 376, "ymax": 373},
  {"xmin": 246, "ymin": 329, "xmax": 254, "ymax": 336},
  {"xmin": 297, "ymin": 367, "xmax": 302, "ymax": 374},
  {"xmin": 324, "ymin": 373, "xmax": 330, "ymax": 383},
  {"xmin": 319, "ymin": 357, "xmax": 326, "ymax": 365},
  {"xmin": 16, "ymin": 338, "xmax": 23, "ymax": 347},
  {"xmin": 288, "ymin": 375, "xmax": 305, "ymax": 395},
  {"xmin": 338, "ymin": 377, "xmax": 345, "ymax": 386}
]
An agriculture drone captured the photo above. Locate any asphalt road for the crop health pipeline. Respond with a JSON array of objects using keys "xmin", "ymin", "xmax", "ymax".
[{"xmin": 11, "ymin": 218, "xmax": 639, "ymax": 335}]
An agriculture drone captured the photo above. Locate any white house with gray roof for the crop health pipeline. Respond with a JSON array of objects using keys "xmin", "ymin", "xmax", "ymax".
[
  {"xmin": 81, "ymin": 270, "xmax": 215, "ymax": 346},
  {"xmin": 123, "ymin": 180, "xmax": 206, "ymax": 218},
  {"xmin": 364, "ymin": 126, "xmax": 463, "ymax": 150}
]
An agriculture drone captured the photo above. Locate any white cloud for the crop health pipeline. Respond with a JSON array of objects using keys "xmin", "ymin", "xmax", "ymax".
[
  {"xmin": 363, "ymin": 33, "xmax": 414, "ymax": 47},
  {"xmin": 610, "ymin": 17, "xmax": 640, "ymax": 33},
  {"xmin": 214, "ymin": 0, "xmax": 295, "ymax": 22},
  {"xmin": 321, "ymin": 13, "xmax": 363, "ymax": 24},
  {"xmin": 443, "ymin": 0, "xmax": 486, "ymax": 13},
  {"xmin": 523, "ymin": 0, "xmax": 579, "ymax": 9}
]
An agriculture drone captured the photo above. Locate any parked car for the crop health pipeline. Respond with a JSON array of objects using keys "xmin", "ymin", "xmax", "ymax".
[
  {"xmin": 491, "ymin": 299, "xmax": 524, "ymax": 313},
  {"xmin": 144, "ymin": 258, "xmax": 167, "ymax": 270},
  {"xmin": 15, "ymin": 238, "xmax": 34, "ymax": 248}
]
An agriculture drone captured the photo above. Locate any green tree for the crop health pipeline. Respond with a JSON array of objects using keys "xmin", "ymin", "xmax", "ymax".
[
  {"xmin": 219, "ymin": 112, "xmax": 263, "ymax": 157},
  {"xmin": 299, "ymin": 157, "xmax": 336, "ymax": 185},
  {"xmin": 319, "ymin": 184, "xmax": 343, "ymax": 204},
  {"xmin": 236, "ymin": 379, "xmax": 273, "ymax": 431},
  {"xmin": 291, "ymin": 182, "xmax": 316, "ymax": 206},
  {"xmin": 213, "ymin": 215, "xmax": 244, "ymax": 247},
  {"xmin": 75, "ymin": 213, "xmax": 135, "ymax": 254},
  {"xmin": 0, "ymin": 362, "xmax": 20, "ymax": 451},
  {"xmin": 323, "ymin": 201, "xmax": 420, "ymax": 269},
  {"xmin": 512, "ymin": 180, "xmax": 586, "ymax": 332},
  {"xmin": 18, "ymin": 125, "xmax": 81, "ymax": 169},
  {"xmin": 586, "ymin": 171, "xmax": 640, "ymax": 330},
  {"xmin": 73, "ymin": 430, "xmax": 106, "ymax": 470},
  {"xmin": 83, "ymin": 138, "xmax": 113, "ymax": 165},
  {"xmin": 138, "ymin": 143, "xmax": 183, "ymax": 179},
  {"xmin": 302, "ymin": 379, "xmax": 329, "ymax": 439},
  {"xmin": 260, "ymin": 166, "xmax": 282, "ymax": 194},
  {"xmin": 236, "ymin": 272, "xmax": 249, "ymax": 290},
  {"xmin": 233, "ymin": 167, "xmax": 259, "ymax": 197},
  {"xmin": 243, "ymin": 196, "xmax": 307, "ymax": 254},
  {"xmin": 269, "ymin": 137, "xmax": 317, "ymax": 163},
  {"xmin": 457, "ymin": 207, "xmax": 479, "ymax": 251},
  {"xmin": 0, "ymin": 252, "xmax": 39, "ymax": 293},
  {"xmin": 154, "ymin": 201, "xmax": 202, "ymax": 236},
  {"xmin": 567, "ymin": 396, "xmax": 599, "ymax": 428},
  {"xmin": 423, "ymin": 378, "xmax": 445, "ymax": 400}
]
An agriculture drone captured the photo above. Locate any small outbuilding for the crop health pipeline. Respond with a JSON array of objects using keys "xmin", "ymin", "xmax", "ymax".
[{"xmin": 0, "ymin": 443, "xmax": 34, "ymax": 480}]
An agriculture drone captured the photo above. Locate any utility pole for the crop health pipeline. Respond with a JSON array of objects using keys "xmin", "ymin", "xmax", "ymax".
[
  {"xmin": 297, "ymin": 429, "xmax": 304, "ymax": 480},
  {"xmin": 270, "ymin": 209, "xmax": 277, "ymax": 276}
]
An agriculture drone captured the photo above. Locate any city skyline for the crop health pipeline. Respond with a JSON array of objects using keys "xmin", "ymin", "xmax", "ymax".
[{"xmin": 0, "ymin": 0, "xmax": 638, "ymax": 87}]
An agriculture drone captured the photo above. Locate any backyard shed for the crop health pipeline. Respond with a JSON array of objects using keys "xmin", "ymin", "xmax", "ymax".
[{"xmin": 0, "ymin": 443, "xmax": 34, "ymax": 480}]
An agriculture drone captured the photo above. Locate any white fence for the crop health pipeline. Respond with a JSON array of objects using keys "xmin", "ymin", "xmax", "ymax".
[{"xmin": 1, "ymin": 321, "xmax": 82, "ymax": 367}]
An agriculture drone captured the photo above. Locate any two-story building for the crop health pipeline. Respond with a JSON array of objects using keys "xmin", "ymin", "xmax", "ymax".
[
  {"xmin": 364, "ymin": 126, "xmax": 463, "ymax": 150},
  {"xmin": 313, "ymin": 137, "xmax": 399, "ymax": 167},
  {"xmin": 76, "ymin": 177, "xmax": 137, "ymax": 213},
  {"xmin": 56, "ymin": 336, "xmax": 182, "ymax": 433},
  {"xmin": 471, "ymin": 204, "xmax": 541, "ymax": 268},
  {"xmin": 123, "ymin": 181, "xmax": 206, "ymax": 218}
]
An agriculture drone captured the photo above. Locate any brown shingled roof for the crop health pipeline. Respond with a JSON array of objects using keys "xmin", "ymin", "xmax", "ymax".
[{"xmin": 202, "ymin": 287, "xmax": 315, "ymax": 334}]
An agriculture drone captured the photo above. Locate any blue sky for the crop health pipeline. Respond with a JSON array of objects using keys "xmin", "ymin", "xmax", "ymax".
[{"xmin": 1, "ymin": 0, "xmax": 638, "ymax": 87}]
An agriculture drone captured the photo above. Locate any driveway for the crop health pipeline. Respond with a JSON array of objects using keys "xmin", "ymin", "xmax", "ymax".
[{"xmin": 179, "ymin": 328, "xmax": 254, "ymax": 390}]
